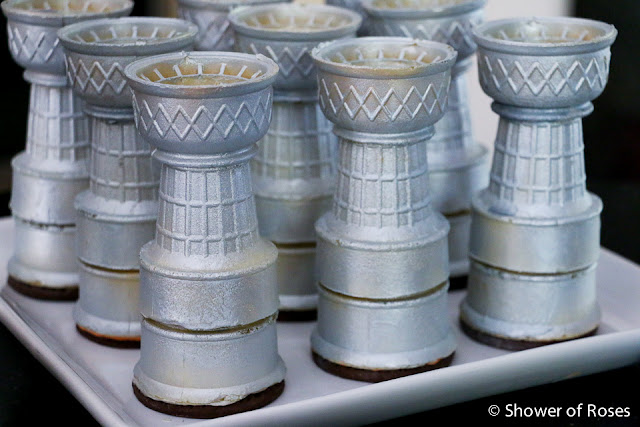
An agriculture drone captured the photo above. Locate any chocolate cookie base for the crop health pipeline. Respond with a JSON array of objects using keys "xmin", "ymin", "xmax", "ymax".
[
  {"xmin": 311, "ymin": 351, "xmax": 454, "ymax": 383},
  {"xmin": 132, "ymin": 380, "xmax": 285, "ymax": 419},
  {"xmin": 448, "ymin": 275, "xmax": 468, "ymax": 291},
  {"xmin": 460, "ymin": 319, "xmax": 598, "ymax": 351},
  {"xmin": 76, "ymin": 325, "xmax": 140, "ymax": 349},
  {"xmin": 277, "ymin": 309, "xmax": 317, "ymax": 322},
  {"xmin": 8, "ymin": 275, "xmax": 78, "ymax": 301}
]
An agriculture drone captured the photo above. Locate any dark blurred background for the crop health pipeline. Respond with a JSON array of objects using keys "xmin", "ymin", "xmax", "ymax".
[{"xmin": 0, "ymin": 0, "xmax": 638, "ymax": 426}]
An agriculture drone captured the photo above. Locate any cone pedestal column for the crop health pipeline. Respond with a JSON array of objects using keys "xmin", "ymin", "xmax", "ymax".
[
  {"xmin": 58, "ymin": 17, "xmax": 198, "ymax": 346},
  {"xmin": 73, "ymin": 110, "xmax": 156, "ymax": 346},
  {"xmin": 229, "ymin": 4, "xmax": 362, "ymax": 318},
  {"xmin": 252, "ymin": 93, "xmax": 336, "ymax": 318},
  {"xmin": 1, "ymin": 0, "xmax": 133, "ymax": 299},
  {"xmin": 460, "ymin": 17, "xmax": 617, "ymax": 349},
  {"xmin": 310, "ymin": 37, "xmax": 457, "ymax": 381},
  {"xmin": 125, "ymin": 51, "xmax": 285, "ymax": 418},
  {"xmin": 362, "ymin": 0, "xmax": 490, "ymax": 284},
  {"xmin": 8, "ymin": 73, "xmax": 89, "ymax": 299}
]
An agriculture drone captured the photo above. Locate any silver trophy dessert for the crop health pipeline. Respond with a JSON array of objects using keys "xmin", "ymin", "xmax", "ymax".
[
  {"xmin": 124, "ymin": 51, "xmax": 285, "ymax": 417},
  {"xmin": 310, "ymin": 37, "xmax": 457, "ymax": 381},
  {"xmin": 229, "ymin": 3, "xmax": 361, "ymax": 320},
  {"xmin": 1, "ymin": 0, "xmax": 133, "ymax": 299},
  {"xmin": 362, "ymin": 0, "xmax": 489, "ymax": 287},
  {"xmin": 176, "ymin": 0, "xmax": 288, "ymax": 52},
  {"xmin": 58, "ymin": 17, "xmax": 198, "ymax": 347},
  {"xmin": 460, "ymin": 17, "xmax": 617, "ymax": 349}
]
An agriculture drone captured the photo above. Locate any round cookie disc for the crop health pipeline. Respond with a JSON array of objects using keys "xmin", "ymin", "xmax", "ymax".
[
  {"xmin": 460, "ymin": 319, "xmax": 598, "ymax": 351},
  {"xmin": 8, "ymin": 276, "xmax": 78, "ymax": 301},
  {"xmin": 311, "ymin": 351, "xmax": 454, "ymax": 383},
  {"xmin": 132, "ymin": 381, "xmax": 285, "ymax": 419}
]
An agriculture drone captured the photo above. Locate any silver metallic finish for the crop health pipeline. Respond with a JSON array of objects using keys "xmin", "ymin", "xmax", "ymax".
[
  {"xmin": 138, "ymin": 244, "xmax": 279, "ymax": 330},
  {"xmin": 315, "ymin": 195, "xmax": 450, "ymax": 299},
  {"xmin": 10, "ymin": 151, "xmax": 89, "ymax": 224},
  {"xmin": 461, "ymin": 17, "xmax": 617, "ymax": 346},
  {"xmin": 461, "ymin": 261, "xmax": 599, "ymax": 342},
  {"xmin": 230, "ymin": 5, "xmax": 362, "ymax": 89},
  {"xmin": 311, "ymin": 283, "xmax": 455, "ymax": 369},
  {"xmin": 74, "ymin": 263, "xmax": 141, "ymax": 339},
  {"xmin": 125, "ymin": 51, "xmax": 285, "ymax": 409},
  {"xmin": 58, "ymin": 17, "xmax": 198, "ymax": 340},
  {"xmin": 275, "ymin": 244, "xmax": 317, "ymax": 311},
  {"xmin": 474, "ymin": 17, "xmax": 616, "ymax": 108},
  {"xmin": 8, "ymin": 218, "xmax": 78, "ymax": 288},
  {"xmin": 311, "ymin": 37, "xmax": 457, "ymax": 373},
  {"xmin": 71, "ymin": 115, "xmax": 160, "ymax": 270},
  {"xmin": 74, "ymin": 190, "xmax": 157, "ymax": 270},
  {"xmin": 1, "ymin": 0, "xmax": 133, "ymax": 293},
  {"xmin": 362, "ymin": 0, "xmax": 490, "ymax": 278},
  {"xmin": 134, "ymin": 316, "xmax": 285, "ymax": 407},
  {"xmin": 445, "ymin": 212, "xmax": 471, "ymax": 276},
  {"xmin": 176, "ymin": 0, "xmax": 289, "ymax": 52},
  {"xmin": 470, "ymin": 186, "xmax": 602, "ymax": 274},
  {"xmin": 229, "ymin": 4, "xmax": 361, "ymax": 313}
]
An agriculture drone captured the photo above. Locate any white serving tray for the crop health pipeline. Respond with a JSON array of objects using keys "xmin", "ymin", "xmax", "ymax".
[{"xmin": 1, "ymin": 216, "xmax": 639, "ymax": 427}]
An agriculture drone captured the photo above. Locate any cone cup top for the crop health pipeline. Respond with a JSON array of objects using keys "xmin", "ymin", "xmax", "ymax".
[
  {"xmin": 177, "ymin": 0, "xmax": 289, "ymax": 52},
  {"xmin": 473, "ymin": 17, "xmax": 617, "ymax": 108},
  {"xmin": 362, "ymin": 0, "xmax": 485, "ymax": 18},
  {"xmin": 2, "ymin": 0, "xmax": 133, "ymax": 74},
  {"xmin": 229, "ymin": 3, "xmax": 362, "ymax": 41},
  {"xmin": 58, "ymin": 17, "xmax": 198, "ymax": 57},
  {"xmin": 178, "ymin": 0, "xmax": 282, "ymax": 12},
  {"xmin": 124, "ymin": 51, "xmax": 279, "ymax": 155},
  {"xmin": 312, "ymin": 36, "xmax": 456, "ymax": 133},
  {"xmin": 361, "ymin": 0, "xmax": 485, "ymax": 62},
  {"xmin": 229, "ymin": 3, "xmax": 361, "ymax": 90},
  {"xmin": 58, "ymin": 17, "xmax": 198, "ymax": 108},
  {"xmin": 1, "ymin": 0, "xmax": 133, "ymax": 24}
]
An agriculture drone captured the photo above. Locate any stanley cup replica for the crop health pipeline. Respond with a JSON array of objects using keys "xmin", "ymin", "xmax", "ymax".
[
  {"xmin": 124, "ymin": 51, "xmax": 285, "ymax": 418},
  {"xmin": 229, "ymin": 4, "xmax": 362, "ymax": 319},
  {"xmin": 176, "ymin": 0, "xmax": 288, "ymax": 52},
  {"xmin": 1, "ymin": 0, "xmax": 133, "ymax": 300},
  {"xmin": 58, "ymin": 18, "xmax": 198, "ymax": 347},
  {"xmin": 310, "ymin": 37, "xmax": 457, "ymax": 381},
  {"xmin": 460, "ymin": 17, "xmax": 617, "ymax": 349},
  {"xmin": 362, "ymin": 0, "xmax": 490, "ymax": 285}
]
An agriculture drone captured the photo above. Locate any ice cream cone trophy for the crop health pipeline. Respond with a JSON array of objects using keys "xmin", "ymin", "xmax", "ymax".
[
  {"xmin": 460, "ymin": 17, "xmax": 617, "ymax": 349},
  {"xmin": 229, "ymin": 3, "xmax": 361, "ymax": 320},
  {"xmin": 310, "ymin": 37, "xmax": 458, "ymax": 381},
  {"xmin": 58, "ymin": 17, "xmax": 198, "ymax": 347},
  {"xmin": 1, "ymin": 0, "xmax": 133, "ymax": 300},
  {"xmin": 362, "ymin": 0, "xmax": 490, "ymax": 287},
  {"xmin": 125, "ymin": 51, "xmax": 285, "ymax": 418}
]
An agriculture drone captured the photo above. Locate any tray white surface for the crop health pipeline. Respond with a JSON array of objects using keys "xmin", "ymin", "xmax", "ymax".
[{"xmin": 0, "ymin": 216, "xmax": 639, "ymax": 427}]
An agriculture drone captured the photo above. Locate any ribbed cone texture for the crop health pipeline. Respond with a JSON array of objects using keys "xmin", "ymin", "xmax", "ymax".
[
  {"xmin": 89, "ymin": 117, "xmax": 158, "ymax": 203},
  {"xmin": 252, "ymin": 101, "xmax": 336, "ymax": 183},
  {"xmin": 26, "ymin": 83, "xmax": 89, "ymax": 164},
  {"xmin": 156, "ymin": 161, "xmax": 260, "ymax": 257},
  {"xmin": 487, "ymin": 115, "xmax": 588, "ymax": 216},
  {"xmin": 333, "ymin": 139, "xmax": 432, "ymax": 229}
]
